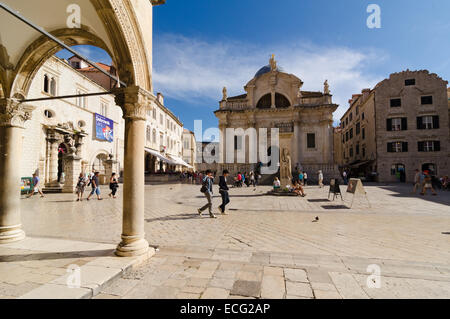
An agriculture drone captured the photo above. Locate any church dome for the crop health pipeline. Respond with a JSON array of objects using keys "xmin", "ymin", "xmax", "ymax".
[{"xmin": 255, "ymin": 64, "xmax": 284, "ymax": 78}]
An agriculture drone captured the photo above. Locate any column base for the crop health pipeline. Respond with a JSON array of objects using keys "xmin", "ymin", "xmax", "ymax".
[
  {"xmin": 115, "ymin": 235, "xmax": 149, "ymax": 257},
  {"xmin": 0, "ymin": 225, "xmax": 25, "ymax": 244}
]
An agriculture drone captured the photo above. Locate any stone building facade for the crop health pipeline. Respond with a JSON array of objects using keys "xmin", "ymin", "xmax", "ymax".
[
  {"xmin": 22, "ymin": 55, "xmax": 125, "ymax": 191},
  {"xmin": 144, "ymin": 93, "xmax": 186, "ymax": 173},
  {"xmin": 182, "ymin": 129, "xmax": 196, "ymax": 171},
  {"xmin": 214, "ymin": 56, "xmax": 339, "ymax": 184},
  {"xmin": 337, "ymin": 70, "xmax": 449, "ymax": 183}
]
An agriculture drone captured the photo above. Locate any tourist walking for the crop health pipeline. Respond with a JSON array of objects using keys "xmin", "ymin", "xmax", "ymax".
[
  {"xmin": 318, "ymin": 170, "xmax": 324, "ymax": 188},
  {"xmin": 27, "ymin": 173, "xmax": 45, "ymax": 198},
  {"xmin": 412, "ymin": 169, "xmax": 422, "ymax": 194},
  {"xmin": 249, "ymin": 171, "xmax": 256, "ymax": 187},
  {"xmin": 421, "ymin": 171, "xmax": 437, "ymax": 196},
  {"xmin": 109, "ymin": 173, "xmax": 119, "ymax": 198},
  {"xmin": 87, "ymin": 172, "xmax": 102, "ymax": 201},
  {"xmin": 343, "ymin": 170, "xmax": 348, "ymax": 185},
  {"xmin": 303, "ymin": 171, "xmax": 308, "ymax": 186},
  {"xmin": 76, "ymin": 173, "xmax": 87, "ymax": 201},
  {"xmin": 198, "ymin": 170, "xmax": 216, "ymax": 218},
  {"xmin": 298, "ymin": 171, "xmax": 304, "ymax": 185},
  {"xmin": 218, "ymin": 169, "xmax": 230, "ymax": 215}
]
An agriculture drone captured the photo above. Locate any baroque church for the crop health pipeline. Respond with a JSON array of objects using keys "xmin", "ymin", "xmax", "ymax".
[{"xmin": 214, "ymin": 55, "xmax": 340, "ymax": 183}]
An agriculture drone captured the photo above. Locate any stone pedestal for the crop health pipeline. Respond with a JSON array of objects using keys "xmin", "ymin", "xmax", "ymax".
[
  {"xmin": 44, "ymin": 135, "xmax": 62, "ymax": 192},
  {"xmin": 0, "ymin": 99, "xmax": 35, "ymax": 244},
  {"xmin": 114, "ymin": 86, "xmax": 150, "ymax": 257},
  {"xmin": 62, "ymin": 155, "xmax": 81, "ymax": 193}
]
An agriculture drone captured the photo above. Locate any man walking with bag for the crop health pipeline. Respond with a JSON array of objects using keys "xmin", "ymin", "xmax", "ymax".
[
  {"xmin": 218, "ymin": 170, "xmax": 230, "ymax": 215},
  {"xmin": 198, "ymin": 170, "xmax": 217, "ymax": 218}
]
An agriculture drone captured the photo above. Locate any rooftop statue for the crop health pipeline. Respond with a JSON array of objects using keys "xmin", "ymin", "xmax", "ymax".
[
  {"xmin": 324, "ymin": 80, "xmax": 330, "ymax": 94},
  {"xmin": 269, "ymin": 54, "xmax": 277, "ymax": 71},
  {"xmin": 222, "ymin": 86, "xmax": 228, "ymax": 101}
]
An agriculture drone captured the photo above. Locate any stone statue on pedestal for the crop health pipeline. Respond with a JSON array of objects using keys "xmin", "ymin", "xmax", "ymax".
[
  {"xmin": 280, "ymin": 148, "xmax": 292, "ymax": 185},
  {"xmin": 324, "ymin": 80, "xmax": 330, "ymax": 95},
  {"xmin": 270, "ymin": 54, "xmax": 277, "ymax": 71},
  {"xmin": 222, "ymin": 87, "xmax": 228, "ymax": 101}
]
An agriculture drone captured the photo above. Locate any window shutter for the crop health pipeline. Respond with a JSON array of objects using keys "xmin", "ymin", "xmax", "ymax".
[
  {"xmin": 402, "ymin": 142, "xmax": 408, "ymax": 152},
  {"xmin": 417, "ymin": 117, "xmax": 423, "ymax": 130},
  {"xmin": 418, "ymin": 141, "xmax": 424, "ymax": 152},
  {"xmin": 386, "ymin": 119, "xmax": 392, "ymax": 131},
  {"xmin": 433, "ymin": 116, "xmax": 439, "ymax": 129},
  {"xmin": 434, "ymin": 141, "xmax": 440, "ymax": 152},
  {"xmin": 401, "ymin": 118, "xmax": 407, "ymax": 130},
  {"xmin": 387, "ymin": 143, "xmax": 393, "ymax": 153}
]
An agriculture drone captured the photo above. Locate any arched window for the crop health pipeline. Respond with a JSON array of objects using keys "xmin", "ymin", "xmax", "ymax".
[
  {"xmin": 152, "ymin": 129, "xmax": 157, "ymax": 144},
  {"xmin": 256, "ymin": 93, "xmax": 271, "ymax": 109},
  {"xmin": 43, "ymin": 74, "xmax": 49, "ymax": 93},
  {"xmin": 256, "ymin": 93, "xmax": 290, "ymax": 109},
  {"xmin": 50, "ymin": 78, "xmax": 57, "ymax": 96}
]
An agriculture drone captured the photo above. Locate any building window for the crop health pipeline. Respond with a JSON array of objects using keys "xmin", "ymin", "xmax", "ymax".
[
  {"xmin": 345, "ymin": 131, "xmax": 349, "ymax": 142},
  {"xmin": 417, "ymin": 116, "xmax": 439, "ymax": 129},
  {"xmin": 43, "ymin": 74, "xmax": 50, "ymax": 93},
  {"xmin": 362, "ymin": 147, "xmax": 366, "ymax": 157},
  {"xmin": 390, "ymin": 98, "xmax": 401, "ymax": 107},
  {"xmin": 184, "ymin": 139, "xmax": 189, "ymax": 150},
  {"xmin": 346, "ymin": 117, "xmax": 348, "ymax": 125},
  {"xmin": 387, "ymin": 118, "xmax": 407, "ymax": 131},
  {"xmin": 362, "ymin": 127, "xmax": 366, "ymax": 140},
  {"xmin": 387, "ymin": 142, "xmax": 408, "ymax": 153},
  {"xmin": 405, "ymin": 79, "xmax": 415, "ymax": 86},
  {"xmin": 50, "ymin": 78, "xmax": 57, "ymax": 96},
  {"xmin": 418, "ymin": 141, "xmax": 440, "ymax": 152},
  {"xmin": 349, "ymin": 113, "xmax": 353, "ymax": 122},
  {"xmin": 349, "ymin": 147, "xmax": 353, "ymax": 157},
  {"xmin": 361, "ymin": 112, "xmax": 365, "ymax": 120},
  {"xmin": 153, "ymin": 108, "xmax": 157, "ymax": 120},
  {"xmin": 421, "ymin": 96, "xmax": 433, "ymax": 105},
  {"xmin": 44, "ymin": 110, "xmax": 54, "ymax": 118},
  {"xmin": 356, "ymin": 106, "xmax": 359, "ymax": 115},
  {"xmin": 356, "ymin": 144, "xmax": 360, "ymax": 155},
  {"xmin": 160, "ymin": 114, "xmax": 163, "ymax": 125},
  {"xmin": 349, "ymin": 128, "xmax": 353, "ymax": 139},
  {"xmin": 356, "ymin": 122, "xmax": 360, "ymax": 135},
  {"xmin": 101, "ymin": 103, "xmax": 108, "ymax": 117},
  {"xmin": 307, "ymin": 133, "xmax": 316, "ymax": 149},
  {"xmin": 152, "ymin": 129, "xmax": 157, "ymax": 143},
  {"xmin": 146, "ymin": 126, "xmax": 151, "ymax": 142}
]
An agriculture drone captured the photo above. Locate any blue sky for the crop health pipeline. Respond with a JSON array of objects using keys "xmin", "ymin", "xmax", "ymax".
[{"xmin": 57, "ymin": 0, "xmax": 450, "ymax": 134}]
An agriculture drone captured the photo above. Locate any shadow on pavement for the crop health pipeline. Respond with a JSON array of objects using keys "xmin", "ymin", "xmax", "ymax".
[
  {"xmin": 0, "ymin": 249, "xmax": 114, "ymax": 262},
  {"xmin": 145, "ymin": 213, "xmax": 200, "ymax": 223}
]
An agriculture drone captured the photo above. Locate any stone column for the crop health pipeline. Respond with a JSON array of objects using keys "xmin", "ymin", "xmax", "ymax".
[
  {"xmin": 114, "ymin": 86, "xmax": 151, "ymax": 257},
  {"xmin": 0, "ymin": 99, "xmax": 35, "ymax": 243},
  {"xmin": 62, "ymin": 154, "xmax": 81, "ymax": 193},
  {"xmin": 45, "ymin": 132, "xmax": 61, "ymax": 188}
]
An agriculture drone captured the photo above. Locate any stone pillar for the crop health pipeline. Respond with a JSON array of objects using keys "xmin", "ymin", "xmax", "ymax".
[
  {"xmin": 114, "ymin": 86, "xmax": 151, "ymax": 257},
  {"xmin": 45, "ymin": 133, "xmax": 61, "ymax": 188},
  {"xmin": 0, "ymin": 98, "xmax": 35, "ymax": 243},
  {"xmin": 62, "ymin": 154, "xmax": 81, "ymax": 193}
]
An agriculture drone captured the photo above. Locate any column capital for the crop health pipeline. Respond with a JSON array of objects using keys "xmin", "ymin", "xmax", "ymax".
[
  {"xmin": 0, "ymin": 98, "xmax": 35, "ymax": 128},
  {"xmin": 113, "ymin": 86, "xmax": 155, "ymax": 121}
]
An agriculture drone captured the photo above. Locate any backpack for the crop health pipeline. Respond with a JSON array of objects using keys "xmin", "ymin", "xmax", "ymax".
[{"xmin": 200, "ymin": 178, "xmax": 208, "ymax": 193}]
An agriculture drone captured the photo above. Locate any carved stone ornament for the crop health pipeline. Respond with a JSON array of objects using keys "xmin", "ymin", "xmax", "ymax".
[
  {"xmin": 113, "ymin": 86, "xmax": 154, "ymax": 121},
  {"xmin": 0, "ymin": 98, "xmax": 35, "ymax": 128}
]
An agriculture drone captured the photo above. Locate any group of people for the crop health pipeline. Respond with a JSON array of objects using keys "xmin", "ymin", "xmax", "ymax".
[
  {"xmin": 198, "ymin": 169, "xmax": 231, "ymax": 218},
  {"xmin": 273, "ymin": 177, "xmax": 307, "ymax": 197},
  {"xmin": 412, "ymin": 169, "xmax": 448, "ymax": 196},
  {"xmin": 233, "ymin": 171, "xmax": 259, "ymax": 188},
  {"xmin": 75, "ymin": 170, "xmax": 119, "ymax": 201}
]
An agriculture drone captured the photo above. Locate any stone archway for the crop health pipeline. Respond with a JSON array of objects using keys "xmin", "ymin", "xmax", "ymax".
[{"xmin": 0, "ymin": 0, "xmax": 163, "ymax": 257}]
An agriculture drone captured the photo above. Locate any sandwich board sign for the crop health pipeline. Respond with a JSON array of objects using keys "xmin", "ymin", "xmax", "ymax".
[
  {"xmin": 328, "ymin": 178, "xmax": 343, "ymax": 201},
  {"xmin": 346, "ymin": 178, "xmax": 371, "ymax": 208}
]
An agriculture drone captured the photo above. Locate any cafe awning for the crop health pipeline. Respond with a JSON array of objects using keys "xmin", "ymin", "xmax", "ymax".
[
  {"xmin": 167, "ymin": 155, "xmax": 194, "ymax": 169},
  {"xmin": 144, "ymin": 148, "xmax": 176, "ymax": 165}
]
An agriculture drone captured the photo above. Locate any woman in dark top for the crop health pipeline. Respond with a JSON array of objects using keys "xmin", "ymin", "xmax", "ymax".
[{"xmin": 109, "ymin": 173, "xmax": 119, "ymax": 198}]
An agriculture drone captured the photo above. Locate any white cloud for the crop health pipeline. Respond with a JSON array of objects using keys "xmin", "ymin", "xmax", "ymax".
[{"xmin": 153, "ymin": 34, "xmax": 387, "ymax": 122}]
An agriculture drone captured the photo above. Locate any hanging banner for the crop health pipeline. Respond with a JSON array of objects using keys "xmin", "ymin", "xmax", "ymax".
[{"xmin": 95, "ymin": 113, "xmax": 114, "ymax": 143}]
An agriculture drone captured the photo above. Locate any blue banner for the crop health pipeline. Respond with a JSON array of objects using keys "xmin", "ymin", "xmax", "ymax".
[{"xmin": 95, "ymin": 113, "xmax": 114, "ymax": 143}]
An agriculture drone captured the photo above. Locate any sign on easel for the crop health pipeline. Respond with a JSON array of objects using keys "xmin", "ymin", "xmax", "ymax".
[
  {"xmin": 346, "ymin": 178, "xmax": 371, "ymax": 208},
  {"xmin": 328, "ymin": 178, "xmax": 343, "ymax": 201}
]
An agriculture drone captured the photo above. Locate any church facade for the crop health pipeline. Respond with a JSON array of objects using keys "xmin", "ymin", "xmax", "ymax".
[{"xmin": 214, "ymin": 56, "xmax": 339, "ymax": 184}]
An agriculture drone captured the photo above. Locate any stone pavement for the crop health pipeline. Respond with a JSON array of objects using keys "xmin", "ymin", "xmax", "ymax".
[
  {"xmin": 9, "ymin": 183, "xmax": 450, "ymax": 298},
  {"xmin": 0, "ymin": 237, "xmax": 154, "ymax": 299}
]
